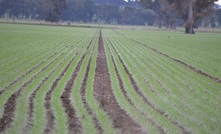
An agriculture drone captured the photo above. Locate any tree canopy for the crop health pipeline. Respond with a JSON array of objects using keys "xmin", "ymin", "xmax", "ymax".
[
  {"xmin": 0, "ymin": 0, "xmax": 220, "ymax": 31},
  {"xmin": 138, "ymin": 0, "xmax": 218, "ymax": 33}
]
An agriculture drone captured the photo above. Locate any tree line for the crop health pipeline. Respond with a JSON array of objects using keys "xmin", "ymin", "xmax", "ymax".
[
  {"xmin": 0, "ymin": 0, "xmax": 221, "ymax": 33},
  {"xmin": 139, "ymin": 0, "xmax": 220, "ymax": 33},
  {"xmin": 0, "ymin": 0, "xmax": 66, "ymax": 22},
  {"xmin": 0, "ymin": 0, "xmax": 156, "ymax": 25}
]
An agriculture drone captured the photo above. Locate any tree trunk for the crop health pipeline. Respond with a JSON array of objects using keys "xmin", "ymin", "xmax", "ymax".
[
  {"xmin": 157, "ymin": 15, "xmax": 162, "ymax": 29},
  {"xmin": 186, "ymin": 0, "xmax": 195, "ymax": 34},
  {"xmin": 185, "ymin": 27, "xmax": 195, "ymax": 34}
]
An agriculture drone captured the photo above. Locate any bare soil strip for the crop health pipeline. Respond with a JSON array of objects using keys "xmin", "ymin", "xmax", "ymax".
[
  {"xmin": 80, "ymin": 43, "xmax": 104, "ymax": 134},
  {"xmin": 44, "ymin": 54, "xmax": 78, "ymax": 133},
  {"xmin": 112, "ymin": 30, "xmax": 190, "ymax": 134},
  {"xmin": 43, "ymin": 39, "xmax": 88, "ymax": 134},
  {"xmin": 60, "ymin": 37, "xmax": 95, "ymax": 134},
  {"xmin": 106, "ymin": 42, "xmax": 165, "ymax": 134},
  {"xmin": 93, "ymin": 30, "xmax": 142, "ymax": 134},
  {"xmin": 0, "ymin": 52, "xmax": 65, "ymax": 133},
  {"xmin": 114, "ymin": 30, "xmax": 221, "ymax": 85},
  {"xmin": 109, "ymin": 39, "xmax": 165, "ymax": 115},
  {"xmin": 106, "ymin": 45, "xmax": 134, "ymax": 106},
  {"xmin": 23, "ymin": 52, "xmax": 68, "ymax": 133}
]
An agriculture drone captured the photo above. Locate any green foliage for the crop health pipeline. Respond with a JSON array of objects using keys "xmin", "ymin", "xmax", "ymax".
[
  {"xmin": 106, "ymin": 29, "xmax": 221, "ymax": 133},
  {"xmin": 139, "ymin": 0, "xmax": 218, "ymax": 32},
  {"xmin": 0, "ymin": 24, "xmax": 221, "ymax": 134}
]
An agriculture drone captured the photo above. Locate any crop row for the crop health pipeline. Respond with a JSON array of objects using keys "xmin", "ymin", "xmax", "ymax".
[
  {"xmin": 0, "ymin": 25, "xmax": 104, "ymax": 133},
  {"xmin": 1, "ymin": 24, "xmax": 221, "ymax": 134},
  {"xmin": 1, "ymin": 26, "xmax": 135, "ymax": 134},
  {"xmin": 102, "ymin": 29, "xmax": 221, "ymax": 134},
  {"xmin": 114, "ymin": 30, "xmax": 221, "ymax": 80}
]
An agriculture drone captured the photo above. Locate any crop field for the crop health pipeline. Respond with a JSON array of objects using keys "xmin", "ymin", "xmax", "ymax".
[{"xmin": 0, "ymin": 23, "xmax": 221, "ymax": 134}]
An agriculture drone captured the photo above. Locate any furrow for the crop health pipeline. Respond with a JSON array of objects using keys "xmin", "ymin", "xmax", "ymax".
[
  {"xmin": 0, "ymin": 51, "xmax": 64, "ymax": 133},
  {"xmin": 60, "ymin": 36, "xmax": 94, "ymax": 134},
  {"xmin": 93, "ymin": 30, "xmax": 141, "ymax": 134},
  {"xmin": 44, "ymin": 40, "xmax": 91, "ymax": 133},
  {"xmin": 109, "ymin": 39, "xmax": 164, "ymax": 115},
  {"xmin": 115, "ymin": 30, "xmax": 220, "ymax": 129},
  {"xmin": 114, "ymin": 30, "xmax": 221, "ymax": 85},
  {"xmin": 107, "ymin": 34, "xmax": 190, "ymax": 134},
  {"xmin": 80, "ymin": 43, "xmax": 103, "ymax": 134},
  {"xmin": 0, "ymin": 52, "xmax": 53, "ymax": 96},
  {"xmin": 0, "ymin": 32, "xmax": 85, "ymax": 95},
  {"xmin": 107, "ymin": 45, "xmax": 133, "ymax": 107},
  {"xmin": 43, "ymin": 33, "xmax": 93, "ymax": 134},
  {"xmin": 44, "ymin": 56, "xmax": 76, "ymax": 133},
  {"xmin": 136, "ymin": 60, "xmax": 189, "ymax": 134},
  {"xmin": 106, "ymin": 41, "xmax": 165, "ymax": 134},
  {"xmin": 22, "ymin": 52, "xmax": 68, "ymax": 133}
]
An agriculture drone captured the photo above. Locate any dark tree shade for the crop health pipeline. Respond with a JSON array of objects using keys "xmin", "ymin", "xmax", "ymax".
[
  {"xmin": 41, "ymin": 0, "xmax": 66, "ymax": 22},
  {"xmin": 62, "ymin": 0, "xmax": 95, "ymax": 22}
]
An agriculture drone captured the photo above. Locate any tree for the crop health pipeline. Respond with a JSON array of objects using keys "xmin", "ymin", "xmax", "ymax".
[
  {"xmin": 0, "ymin": 0, "xmax": 25, "ymax": 17},
  {"xmin": 168, "ymin": 0, "xmax": 218, "ymax": 34},
  {"xmin": 23, "ymin": 0, "xmax": 43, "ymax": 19},
  {"xmin": 95, "ymin": 4, "xmax": 121, "ymax": 24},
  {"xmin": 94, "ymin": 3, "xmax": 155, "ymax": 25},
  {"xmin": 215, "ymin": 9, "xmax": 221, "ymax": 27},
  {"xmin": 187, "ymin": 0, "xmax": 194, "ymax": 33},
  {"xmin": 62, "ymin": 0, "xmax": 95, "ymax": 22},
  {"xmin": 38, "ymin": 0, "xmax": 66, "ymax": 22},
  {"xmin": 161, "ymin": 0, "xmax": 177, "ymax": 29},
  {"xmin": 138, "ymin": 0, "xmax": 177, "ymax": 28},
  {"xmin": 138, "ymin": 0, "xmax": 164, "ymax": 28},
  {"xmin": 139, "ymin": 0, "xmax": 218, "ymax": 33}
]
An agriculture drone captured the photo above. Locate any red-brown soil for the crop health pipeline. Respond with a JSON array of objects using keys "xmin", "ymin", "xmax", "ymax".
[
  {"xmin": 44, "ymin": 54, "xmax": 78, "ymax": 133},
  {"xmin": 106, "ymin": 44, "xmax": 134, "ymax": 106},
  {"xmin": 44, "ymin": 39, "xmax": 88, "ymax": 134},
  {"xmin": 106, "ymin": 37, "xmax": 165, "ymax": 134},
  {"xmin": 60, "ymin": 37, "xmax": 94, "ymax": 134},
  {"xmin": 0, "ymin": 52, "xmax": 64, "ymax": 133},
  {"xmin": 21, "ymin": 52, "xmax": 65, "ymax": 133},
  {"xmin": 112, "ymin": 30, "xmax": 190, "ymax": 134},
  {"xmin": 80, "ymin": 43, "xmax": 103, "ymax": 134},
  {"xmin": 93, "ymin": 30, "xmax": 142, "ymax": 134},
  {"xmin": 109, "ymin": 39, "xmax": 165, "ymax": 115}
]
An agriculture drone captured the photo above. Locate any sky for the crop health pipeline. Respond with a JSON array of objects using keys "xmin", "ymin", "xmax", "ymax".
[
  {"xmin": 216, "ymin": 0, "xmax": 221, "ymax": 5},
  {"xmin": 124, "ymin": 0, "xmax": 221, "ymax": 5}
]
